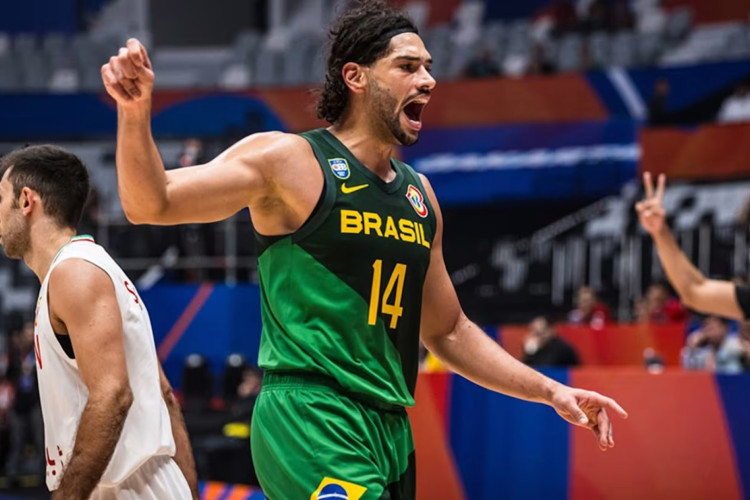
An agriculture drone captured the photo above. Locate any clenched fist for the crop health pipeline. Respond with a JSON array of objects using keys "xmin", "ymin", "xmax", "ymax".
[{"xmin": 101, "ymin": 38, "xmax": 154, "ymax": 107}]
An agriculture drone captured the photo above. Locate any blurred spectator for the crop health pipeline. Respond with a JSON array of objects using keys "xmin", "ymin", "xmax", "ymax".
[
  {"xmin": 523, "ymin": 316, "xmax": 580, "ymax": 367},
  {"xmin": 5, "ymin": 322, "xmax": 44, "ymax": 478},
  {"xmin": 610, "ymin": 0, "xmax": 635, "ymax": 31},
  {"xmin": 526, "ymin": 43, "xmax": 557, "ymax": 76},
  {"xmin": 633, "ymin": 296, "xmax": 650, "ymax": 323},
  {"xmin": 463, "ymin": 49, "xmax": 500, "ymax": 79},
  {"xmin": 579, "ymin": 0, "xmax": 611, "ymax": 33},
  {"xmin": 633, "ymin": 0, "xmax": 667, "ymax": 35},
  {"xmin": 178, "ymin": 138, "xmax": 208, "ymax": 168},
  {"xmin": 682, "ymin": 316, "xmax": 748, "ymax": 373},
  {"xmin": 568, "ymin": 285, "xmax": 611, "ymax": 329},
  {"xmin": 740, "ymin": 322, "xmax": 750, "ymax": 370},
  {"xmin": 551, "ymin": 0, "xmax": 579, "ymax": 36},
  {"xmin": 717, "ymin": 81, "xmax": 750, "ymax": 123},
  {"xmin": 648, "ymin": 78, "xmax": 676, "ymax": 127},
  {"xmin": 643, "ymin": 283, "xmax": 687, "ymax": 323},
  {"xmin": 233, "ymin": 366, "xmax": 262, "ymax": 420},
  {"xmin": 0, "ymin": 334, "xmax": 13, "ymax": 475},
  {"xmin": 643, "ymin": 347, "xmax": 665, "ymax": 373},
  {"xmin": 531, "ymin": 0, "xmax": 579, "ymax": 42}
]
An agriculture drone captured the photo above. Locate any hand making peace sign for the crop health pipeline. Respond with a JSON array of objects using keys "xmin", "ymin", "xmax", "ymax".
[{"xmin": 636, "ymin": 172, "xmax": 667, "ymax": 237}]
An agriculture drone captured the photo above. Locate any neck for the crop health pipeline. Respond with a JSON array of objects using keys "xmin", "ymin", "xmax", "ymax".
[
  {"xmin": 328, "ymin": 110, "xmax": 397, "ymax": 182},
  {"xmin": 24, "ymin": 223, "xmax": 77, "ymax": 282}
]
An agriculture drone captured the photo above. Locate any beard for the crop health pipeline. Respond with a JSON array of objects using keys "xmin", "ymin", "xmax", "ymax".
[
  {"xmin": 0, "ymin": 217, "xmax": 30, "ymax": 259},
  {"xmin": 369, "ymin": 79, "xmax": 418, "ymax": 146}
]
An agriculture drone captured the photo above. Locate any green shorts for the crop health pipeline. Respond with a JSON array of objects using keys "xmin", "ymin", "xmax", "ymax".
[{"xmin": 250, "ymin": 372, "xmax": 416, "ymax": 500}]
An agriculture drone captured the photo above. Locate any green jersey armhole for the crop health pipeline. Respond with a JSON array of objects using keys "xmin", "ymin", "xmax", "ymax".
[
  {"xmin": 293, "ymin": 130, "xmax": 338, "ymax": 243},
  {"xmin": 254, "ymin": 130, "xmax": 337, "ymax": 254}
]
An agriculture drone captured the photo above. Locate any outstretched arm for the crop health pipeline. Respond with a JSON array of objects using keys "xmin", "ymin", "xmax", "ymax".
[
  {"xmin": 48, "ymin": 260, "xmax": 133, "ymax": 499},
  {"xmin": 636, "ymin": 172, "xmax": 745, "ymax": 319},
  {"xmin": 101, "ymin": 38, "xmax": 300, "ymax": 225},
  {"xmin": 418, "ymin": 176, "xmax": 627, "ymax": 451},
  {"xmin": 157, "ymin": 364, "xmax": 199, "ymax": 499}
]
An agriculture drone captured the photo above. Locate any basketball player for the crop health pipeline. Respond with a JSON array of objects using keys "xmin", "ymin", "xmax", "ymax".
[
  {"xmin": 638, "ymin": 171, "xmax": 750, "ymax": 319},
  {"xmin": 0, "ymin": 145, "xmax": 199, "ymax": 499},
  {"xmin": 102, "ymin": 2, "xmax": 627, "ymax": 498}
]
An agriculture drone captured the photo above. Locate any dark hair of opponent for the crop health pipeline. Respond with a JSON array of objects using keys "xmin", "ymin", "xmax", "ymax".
[{"xmin": 1, "ymin": 145, "xmax": 90, "ymax": 229}]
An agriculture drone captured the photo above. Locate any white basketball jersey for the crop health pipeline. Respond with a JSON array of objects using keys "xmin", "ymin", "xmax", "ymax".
[{"xmin": 34, "ymin": 236, "xmax": 175, "ymax": 491}]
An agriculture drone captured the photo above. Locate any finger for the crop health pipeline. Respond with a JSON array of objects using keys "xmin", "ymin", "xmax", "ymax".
[
  {"xmin": 109, "ymin": 56, "xmax": 140, "ymax": 98},
  {"xmin": 643, "ymin": 171, "xmax": 654, "ymax": 200},
  {"xmin": 127, "ymin": 38, "xmax": 143, "ymax": 67},
  {"xmin": 101, "ymin": 64, "xmax": 132, "ymax": 102},
  {"xmin": 140, "ymin": 44, "xmax": 152, "ymax": 70},
  {"xmin": 116, "ymin": 47, "xmax": 138, "ymax": 79},
  {"xmin": 597, "ymin": 409, "xmax": 612, "ymax": 449},
  {"xmin": 593, "ymin": 394, "xmax": 629, "ymax": 419},
  {"xmin": 569, "ymin": 402, "xmax": 589, "ymax": 426},
  {"xmin": 656, "ymin": 173, "xmax": 666, "ymax": 203}
]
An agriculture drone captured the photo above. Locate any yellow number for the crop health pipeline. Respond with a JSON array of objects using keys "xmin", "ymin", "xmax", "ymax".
[{"xmin": 368, "ymin": 260, "xmax": 407, "ymax": 329}]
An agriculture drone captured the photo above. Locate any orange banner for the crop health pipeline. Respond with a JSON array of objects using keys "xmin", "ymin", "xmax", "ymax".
[
  {"xmin": 640, "ymin": 122, "xmax": 750, "ymax": 180},
  {"xmin": 663, "ymin": 0, "xmax": 750, "ymax": 24},
  {"xmin": 409, "ymin": 374, "xmax": 465, "ymax": 500},
  {"xmin": 258, "ymin": 73, "xmax": 608, "ymax": 132},
  {"xmin": 570, "ymin": 369, "xmax": 742, "ymax": 500}
]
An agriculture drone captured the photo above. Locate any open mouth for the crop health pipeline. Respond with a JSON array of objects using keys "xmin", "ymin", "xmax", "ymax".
[{"xmin": 402, "ymin": 101, "xmax": 426, "ymax": 131}]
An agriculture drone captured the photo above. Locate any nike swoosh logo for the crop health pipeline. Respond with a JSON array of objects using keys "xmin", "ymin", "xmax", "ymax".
[{"xmin": 341, "ymin": 183, "xmax": 369, "ymax": 194}]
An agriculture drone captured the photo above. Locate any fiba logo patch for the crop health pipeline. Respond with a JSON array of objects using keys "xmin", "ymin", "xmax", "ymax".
[
  {"xmin": 405, "ymin": 184, "xmax": 428, "ymax": 218},
  {"xmin": 328, "ymin": 158, "xmax": 350, "ymax": 180},
  {"xmin": 311, "ymin": 477, "xmax": 367, "ymax": 500}
]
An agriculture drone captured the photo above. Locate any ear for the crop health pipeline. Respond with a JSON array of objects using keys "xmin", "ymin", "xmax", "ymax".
[
  {"xmin": 341, "ymin": 62, "xmax": 368, "ymax": 94},
  {"xmin": 19, "ymin": 187, "xmax": 36, "ymax": 216}
]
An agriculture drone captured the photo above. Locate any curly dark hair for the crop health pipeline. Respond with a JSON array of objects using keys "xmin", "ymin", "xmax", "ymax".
[{"xmin": 316, "ymin": 0, "xmax": 418, "ymax": 124}]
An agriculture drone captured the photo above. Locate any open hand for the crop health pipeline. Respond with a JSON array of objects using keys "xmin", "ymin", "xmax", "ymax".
[
  {"xmin": 636, "ymin": 172, "xmax": 667, "ymax": 237},
  {"xmin": 550, "ymin": 386, "xmax": 628, "ymax": 451},
  {"xmin": 101, "ymin": 38, "xmax": 154, "ymax": 107}
]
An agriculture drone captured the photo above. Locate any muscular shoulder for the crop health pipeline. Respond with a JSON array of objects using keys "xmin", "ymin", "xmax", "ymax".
[
  {"xmin": 49, "ymin": 259, "xmax": 116, "ymax": 321},
  {"xmin": 218, "ymin": 131, "xmax": 311, "ymax": 173}
]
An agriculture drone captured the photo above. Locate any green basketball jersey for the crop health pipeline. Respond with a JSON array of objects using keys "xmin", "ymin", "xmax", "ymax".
[{"xmin": 254, "ymin": 128, "xmax": 436, "ymax": 407}]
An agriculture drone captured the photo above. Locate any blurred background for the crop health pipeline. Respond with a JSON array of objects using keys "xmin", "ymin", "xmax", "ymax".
[{"xmin": 1, "ymin": 0, "xmax": 750, "ymax": 498}]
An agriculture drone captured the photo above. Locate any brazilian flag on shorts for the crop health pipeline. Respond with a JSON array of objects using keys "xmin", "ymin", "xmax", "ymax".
[{"xmin": 254, "ymin": 128, "xmax": 436, "ymax": 407}]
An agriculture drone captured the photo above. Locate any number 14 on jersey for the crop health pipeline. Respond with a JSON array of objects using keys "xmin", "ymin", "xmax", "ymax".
[{"xmin": 368, "ymin": 260, "xmax": 407, "ymax": 329}]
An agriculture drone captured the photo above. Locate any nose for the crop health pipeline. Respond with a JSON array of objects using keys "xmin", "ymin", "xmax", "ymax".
[{"xmin": 417, "ymin": 65, "xmax": 436, "ymax": 92}]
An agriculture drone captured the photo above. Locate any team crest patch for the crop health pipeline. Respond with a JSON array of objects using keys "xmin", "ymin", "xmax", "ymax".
[
  {"xmin": 310, "ymin": 477, "xmax": 367, "ymax": 500},
  {"xmin": 328, "ymin": 158, "xmax": 350, "ymax": 180},
  {"xmin": 405, "ymin": 184, "xmax": 428, "ymax": 218}
]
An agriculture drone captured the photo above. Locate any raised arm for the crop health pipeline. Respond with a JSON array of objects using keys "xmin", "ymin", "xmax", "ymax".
[
  {"xmin": 48, "ymin": 260, "xmax": 133, "ymax": 499},
  {"xmin": 418, "ymin": 175, "xmax": 627, "ymax": 451},
  {"xmin": 101, "ymin": 38, "xmax": 302, "ymax": 225},
  {"xmin": 636, "ymin": 172, "xmax": 745, "ymax": 319}
]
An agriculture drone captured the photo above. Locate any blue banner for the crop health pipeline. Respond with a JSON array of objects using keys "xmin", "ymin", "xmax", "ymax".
[
  {"xmin": 403, "ymin": 120, "xmax": 638, "ymax": 204},
  {"xmin": 0, "ymin": 93, "xmax": 286, "ymax": 140}
]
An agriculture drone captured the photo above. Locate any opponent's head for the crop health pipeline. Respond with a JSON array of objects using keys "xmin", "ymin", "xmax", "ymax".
[
  {"xmin": 317, "ymin": 0, "xmax": 435, "ymax": 146},
  {"xmin": 0, "ymin": 145, "xmax": 90, "ymax": 258}
]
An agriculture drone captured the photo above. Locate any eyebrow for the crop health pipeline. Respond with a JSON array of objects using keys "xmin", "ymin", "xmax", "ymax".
[{"xmin": 393, "ymin": 55, "xmax": 433, "ymax": 65}]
